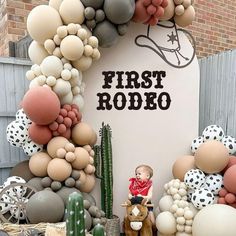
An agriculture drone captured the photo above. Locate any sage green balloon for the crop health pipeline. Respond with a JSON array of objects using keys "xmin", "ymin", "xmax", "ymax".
[
  {"xmin": 93, "ymin": 21, "xmax": 119, "ymax": 48},
  {"xmin": 81, "ymin": 0, "xmax": 104, "ymax": 9},
  {"xmin": 103, "ymin": 0, "xmax": 135, "ymax": 24}
]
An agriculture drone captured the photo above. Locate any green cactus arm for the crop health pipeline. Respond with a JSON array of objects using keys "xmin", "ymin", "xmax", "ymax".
[
  {"xmin": 92, "ymin": 224, "xmax": 105, "ymax": 236},
  {"xmin": 94, "ymin": 145, "xmax": 102, "ymax": 179},
  {"xmin": 66, "ymin": 192, "xmax": 85, "ymax": 236}
]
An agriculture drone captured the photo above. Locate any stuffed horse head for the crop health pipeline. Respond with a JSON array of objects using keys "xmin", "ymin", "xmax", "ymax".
[{"xmin": 126, "ymin": 198, "xmax": 149, "ymax": 231}]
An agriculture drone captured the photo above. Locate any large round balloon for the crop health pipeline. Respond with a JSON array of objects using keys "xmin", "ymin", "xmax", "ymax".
[
  {"xmin": 22, "ymin": 86, "xmax": 60, "ymax": 125},
  {"xmin": 26, "ymin": 190, "xmax": 64, "ymax": 223},
  {"xmin": 192, "ymin": 204, "xmax": 236, "ymax": 236},
  {"xmin": 29, "ymin": 123, "xmax": 52, "ymax": 145},
  {"xmin": 172, "ymin": 155, "xmax": 195, "ymax": 181},
  {"xmin": 27, "ymin": 5, "xmax": 63, "ymax": 44},
  {"xmin": 195, "ymin": 140, "xmax": 229, "ymax": 173},
  {"xmin": 224, "ymin": 165, "xmax": 236, "ymax": 194}
]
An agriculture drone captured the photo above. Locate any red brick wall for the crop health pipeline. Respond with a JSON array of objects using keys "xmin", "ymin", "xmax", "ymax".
[
  {"xmin": 0, "ymin": 0, "xmax": 236, "ymax": 58},
  {"xmin": 187, "ymin": 0, "xmax": 236, "ymax": 58},
  {"xmin": 0, "ymin": 0, "xmax": 48, "ymax": 56}
]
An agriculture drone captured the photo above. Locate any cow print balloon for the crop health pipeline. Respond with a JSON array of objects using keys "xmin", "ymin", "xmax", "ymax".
[
  {"xmin": 6, "ymin": 120, "xmax": 29, "ymax": 147},
  {"xmin": 221, "ymin": 135, "xmax": 236, "ymax": 155},
  {"xmin": 10, "ymin": 197, "xmax": 28, "ymax": 220},
  {"xmin": 204, "ymin": 173, "xmax": 223, "ymax": 195},
  {"xmin": 22, "ymin": 138, "xmax": 43, "ymax": 156},
  {"xmin": 191, "ymin": 136, "xmax": 204, "ymax": 154},
  {"xmin": 3, "ymin": 176, "xmax": 27, "ymax": 197},
  {"xmin": 191, "ymin": 188, "xmax": 215, "ymax": 209},
  {"xmin": 202, "ymin": 125, "xmax": 224, "ymax": 142},
  {"xmin": 15, "ymin": 109, "xmax": 32, "ymax": 125},
  {"xmin": 184, "ymin": 169, "xmax": 206, "ymax": 190}
]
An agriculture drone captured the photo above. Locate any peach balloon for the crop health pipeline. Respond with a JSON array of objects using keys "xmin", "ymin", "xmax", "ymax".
[
  {"xmin": 79, "ymin": 174, "xmax": 96, "ymax": 193},
  {"xmin": 224, "ymin": 165, "xmax": 236, "ymax": 194},
  {"xmin": 29, "ymin": 152, "xmax": 52, "ymax": 177},
  {"xmin": 72, "ymin": 147, "xmax": 90, "ymax": 170},
  {"xmin": 174, "ymin": 5, "xmax": 195, "ymax": 28},
  {"xmin": 47, "ymin": 136, "xmax": 69, "ymax": 158},
  {"xmin": 225, "ymin": 193, "xmax": 236, "ymax": 204},
  {"xmin": 22, "ymin": 87, "xmax": 60, "ymax": 125},
  {"xmin": 195, "ymin": 140, "xmax": 229, "ymax": 173},
  {"xmin": 72, "ymin": 122, "xmax": 94, "ymax": 146},
  {"xmin": 223, "ymin": 156, "xmax": 236, "ymax": 172},
  {"xmin": 172, "ymin": 155, "xmax": 195, "ymax": 181},
  {"xmin": 47, "ymin": 158, "xmax": 72, "ymax": 181},
  {"xmin": 160, "ymin": 0, "xmax": 175, "ymax": 21}
]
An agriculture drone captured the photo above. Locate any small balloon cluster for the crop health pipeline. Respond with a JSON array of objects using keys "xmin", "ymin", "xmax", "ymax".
[{"xmin": 156, "ymin": 179, "xmax": 196, "ymax": 235}]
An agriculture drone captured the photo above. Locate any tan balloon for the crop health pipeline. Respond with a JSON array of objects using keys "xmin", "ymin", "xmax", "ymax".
[
  {"xmin": 72, "ymin": 147, "xmax": 90, "ymax": 170},
  {"xmin": 47, "ymin": 158, "xmax": 72, "ymax": 181},
  {"xmin": 78, "ymin": 170, "xmax": 87, "ymax": 185},
  {"xmin": 28, "ymin": 41, "xmax": 49, "ymax": 65},
  {"xmin": 172, "ymin": 155, "xmax": 195, "ymax": 181},
  {"xmin": 27, "ymin": 5, "xmax": 62, "ymax": 44},
  {"xmin": 192, "ymin": 204, "xmax": 236, "ymax": 236},
  {"xmin": 47, "ymin": 136, "xmax": 69, "ymax": 158},
  {"xmin": 29, "ymin": 152, "xmax": 52, "ymax": 177},
  {"xmin": 60, "ymin": 35, "xmax": 84, "ymax": 61},
  {"xmin": 195, "ymin": 140, "xmax": 229, "ymax": 173},
  {"xmin": 59, "ymin": 0, "xmax": 85, "ymax": 25},
  {"xmin": 174, "ymin": 6, "xmax": 195, "ymax": 27},
  {"xmin": 79, "ymin": 174, "xmax": 96, "ymax": 193},
  {"xmin": 160, "ymin": 0, "xmax": 175, "ymax": 21},
  {"xmin": 72, "ymin": 122, "xmax": 94, "ymax": 146}
]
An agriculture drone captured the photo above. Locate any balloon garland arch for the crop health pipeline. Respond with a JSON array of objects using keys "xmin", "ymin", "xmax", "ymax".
[{"xmin": 4, "ymin": 0, "xmax": 196, "ymax": 228}]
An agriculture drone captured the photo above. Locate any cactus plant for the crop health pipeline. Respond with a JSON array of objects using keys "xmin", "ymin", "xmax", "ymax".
[
  {"xmin": 92, "ymin": 224, "xmax": 105, "ymax": 236},
  {"xmin": 94, "ymin": 123, "xmax": 113, "ymax": 219},
  {"xmin": 66, "ymin": 192, "xmax": 85, "ymax": 236}
]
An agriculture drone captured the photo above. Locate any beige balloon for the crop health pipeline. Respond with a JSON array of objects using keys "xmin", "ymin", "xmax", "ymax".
[
  {"xmin": 47, "ymin": 158, "xmax": 72, "ymax": 181},
  {"xmin": 53, "ymin": 79, "xmax": 71, "ymax": 97},
  {"xmin": 160, "ymin": 0, "xmax": 175, "ymax": 21},
  {"xmin": 195, "ymin": 140, "xmax": 229, "ymax": 173},
  {"xmin": 172, "ymin": 155, "xmax": 195, "ymax": 181},
  {"xmin": 29, "ymin": 152, "xmax": 52, "ymax": 177},
  {"xmin": 79, "ymin": 174, "xmax": 96, "ymax": 193},
  {"xmin": 60, "ymin": 35, "xmax": 84, "ymax": 61},
  {"xmin": 156, "ymin": 211, "xmax": 177, "ymax": 235},
  {"xmin": 47, "ymin": 136, "xmax": 69, "ymax": 158},
  {"xmin": 59, "ymin": 0, "xmax": 85, "ymax": 25},
  {"xmin": 60, "ymin": 92, "xmax": 73, "ymax": 105},
  {"xmin": 174, "ymin": 6, "xmax": 195, "ymax": 27},
  {"xmin": 27, "ymin": 5, "xmax": 62, "ymax": 44},
  {"xmin": 28, "ymin": 41, "xmax": 49, "ymax": 65},
  {"xmin": 72, "ymin": 122, "xmax": 94, "ymax": 146},
  {"xmin": 192, "ymin": 204, "xmax": 236, "ymax": 236},
  {"xmin": 72, "ymin": 147, "xmax": 90, "ymax": 170}
]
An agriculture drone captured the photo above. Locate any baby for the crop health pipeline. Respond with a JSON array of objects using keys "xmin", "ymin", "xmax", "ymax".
[{"xmin": 128, "ymin": 164, "xmax": 155, "ymax": 225}]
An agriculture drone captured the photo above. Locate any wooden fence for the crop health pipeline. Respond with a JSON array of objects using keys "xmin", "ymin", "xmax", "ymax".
[{"xmin": 0, "ymin": 57, "xmax": 31, "ymax": 183}]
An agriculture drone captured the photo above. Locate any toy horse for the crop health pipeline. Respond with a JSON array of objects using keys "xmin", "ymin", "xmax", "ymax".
[{"xmin": 123, "ymin": 199, "xmax": 153, "ymax": 236}]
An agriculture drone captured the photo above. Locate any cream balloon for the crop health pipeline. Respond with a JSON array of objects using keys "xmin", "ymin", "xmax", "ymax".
[
  {"xmin": 72, "ymin": 56, "xmax": 93, "ymax": 72},
  {"xmin": 27, "ymin": 5, "xmax": 62, "ymax": 44},
  {"xmin": 192, "ymin": 204, "xmax": 236, "ymax": 236},
  {"xmin": 174, "ymin": 6, "xmax": 195, "ymax": 28},
  {"xmin": 60, "ymin": 35, "xmax": 84, "ymax": 61},
  {"xmin": 59, "ymin": 0, "xmax": 85, "ymax": 24},
  {"xmin": 49, "ymin": 0, "xmax": 63, "ymax": 11},
  {"xmin": 53, "ymin": 79, "xmax": 71, "ymax": 97},
  {"xmin": 40, "ymin": 56, "xmax": 63, "ymax": 78},
  {"xmin": 156, "ymin": 211, "xmax": 177, "ymax": 235},
  {"xmin": 28, "ymin": 41, "xmax": 49, "ymax": 65},
  {"xmin": 160, "ymin": 0, "xmax": 175, "ymax": 21},
  {"xmin": 159, "ymin": 195, "xmax": 174, "ymax": 212}
]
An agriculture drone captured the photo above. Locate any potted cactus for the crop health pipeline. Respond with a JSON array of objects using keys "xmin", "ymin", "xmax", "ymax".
[
  {"xmin": 66, "ymin": 192, "xmax": 85, "ymax": 236},
  {"xmin": 94, "ymin": 123, "xmax": 120, "ymax": 235}
]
